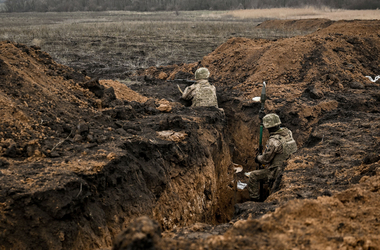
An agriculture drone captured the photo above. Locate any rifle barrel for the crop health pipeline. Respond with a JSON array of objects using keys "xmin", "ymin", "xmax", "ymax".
[{"xmin": 168, "ymin": 79, "xmax": 196, "ymax": 83}]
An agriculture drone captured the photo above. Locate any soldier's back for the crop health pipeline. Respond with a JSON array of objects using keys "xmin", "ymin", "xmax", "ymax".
[{"xmin": 192, "ymin": 83, "xmax": 218, "ymax": 107}]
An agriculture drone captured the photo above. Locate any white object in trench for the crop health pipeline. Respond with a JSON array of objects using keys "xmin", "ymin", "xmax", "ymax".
[
  {"xmin": 237, "ymin": 180, "xmax": 247, "ymax": 190},
  {"xmin": 366, "ymin": 75, "xmax": 380, "ymax": 82},
  {"xmin": 252, "ymin": 96, "xmax": 261, "ymax": 102},
  {"xmin": 233, "ymin": 163, "xmax": 243, "ymax": 173}
]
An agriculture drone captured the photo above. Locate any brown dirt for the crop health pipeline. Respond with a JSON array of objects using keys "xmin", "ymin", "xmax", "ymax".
[
  {"xmin": 99, "ymin": 80, "xmax": 149, "ymax": 103},
  {"xmin": 0, "ymin": 18, "xmax": 379, "ymax": 250},
  {"xmin": 136, "ymin": 19, "xmax": 380, "ymax": 249},
  {"xmin": 0, "ymin": 41, "xmax": 233, "ymax": 249}
]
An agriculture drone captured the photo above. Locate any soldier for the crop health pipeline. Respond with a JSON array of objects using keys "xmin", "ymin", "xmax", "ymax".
[
  {"xmin": 181, "ymin": 67, "xmax": 218, "ymax": 108},
  {"xmin": 247, "ymin": 113, "xmax": 297, "ymax": 201}
]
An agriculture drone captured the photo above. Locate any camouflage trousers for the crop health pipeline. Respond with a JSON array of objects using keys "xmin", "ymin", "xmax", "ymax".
[{"xmin": 247, "ymin": 167, "xmax": 280, "ymax": 200}]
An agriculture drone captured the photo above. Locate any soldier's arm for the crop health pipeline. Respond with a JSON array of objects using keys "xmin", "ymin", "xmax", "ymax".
[
  {"xmin": 181, "ymin": 84, "xmax": 196, "ymax": 100},
  {"xmin": 257, "ymin": 138, "xmax": 282, "ymax": 165},
  {"xmin": 212, "ymin": 85, "xmax": 217, "ymax": 96}
]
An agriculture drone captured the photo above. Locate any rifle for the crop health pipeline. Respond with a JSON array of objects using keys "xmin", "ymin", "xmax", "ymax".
[
  {"xmin": 167, "ymin": 79, "xmax": 197, "ymax": 85},
  {"xmin": 167, "ymin": 79, "xmax": 197, "ymax": 94}
]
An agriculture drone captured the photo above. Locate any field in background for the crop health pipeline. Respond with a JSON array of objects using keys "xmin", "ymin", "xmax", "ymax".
[
  {"xmin": 228, "ymin": 7, "xmax": 380, "ymax": 20},
  {"xmin": 0, "ymin": 8, "xmax": 378, "ymax": 81},
  {"xmin": 0, "ymin": 11, "xmax": 257, "ymax": 81},
  {"xmin": 0, "ymin": 11, "xmax": 291, "ymax": 81}
]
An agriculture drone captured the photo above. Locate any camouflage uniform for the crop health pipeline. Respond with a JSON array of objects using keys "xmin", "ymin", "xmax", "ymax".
[
  {"xmin": 182, "ymin": 79, "xmax": 218, "ymax": 108},
  {"xmin": 248, "ymin": 127, "xmax": 297, "ymax": 200}
]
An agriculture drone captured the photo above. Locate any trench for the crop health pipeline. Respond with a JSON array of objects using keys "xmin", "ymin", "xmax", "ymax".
[
  {"xmin": 114, "ymin": 97, "xmax": 261, "ymax": 232},
  {"xmin": 79, "ymin": 97, "xmax": 261, "ymax": 249},
  {"xmin": 3, "ymin": 82, "xmax": 377, "ymax": 249},
  {"xmin": 85, "ymin": 92, "xmax": 265, "ymax": 249},
  {"xmin": 0, "ymin": 76, "xmax": 273, "ymax": 250},
  {"xmin": 7, "ymin": 74, "xmax": 377, "ymax": 250}
]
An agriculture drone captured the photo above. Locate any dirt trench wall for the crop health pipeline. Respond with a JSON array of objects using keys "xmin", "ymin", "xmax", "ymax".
[
  {"xmin": 151, "ymin": 127, "xmax": 235, "ymax": 229},
  {"xmin": 0, "ymin": 41, "xmax": 239, "ymax": 249},
  {"xmin": 0, "ymin": 107, "xmax": 235, "ymax": 250},
  {"xmin": 219, "ymin": 93, "xmax": 263, "ymax": 170},
  {"xmin": 119, "ymin": 111, "xmax": 235, "ymax": 230}
]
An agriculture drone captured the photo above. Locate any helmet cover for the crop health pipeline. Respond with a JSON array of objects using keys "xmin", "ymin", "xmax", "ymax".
[
  {"xmin": 263, "ymin": 113, "xmax": 281, "ymax": 128},
  {"xmin": 195, "ymin": 68, "xmax": 210, "ymax": 80}
]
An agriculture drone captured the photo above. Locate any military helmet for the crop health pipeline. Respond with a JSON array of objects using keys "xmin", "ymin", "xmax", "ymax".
[
  {"xmin": 195, "ymin": 67, "xmax": 210, "ymax": 80},
  {"xmin": 263, "ymin": 113, "xmax": 281, "ymax": 128}
]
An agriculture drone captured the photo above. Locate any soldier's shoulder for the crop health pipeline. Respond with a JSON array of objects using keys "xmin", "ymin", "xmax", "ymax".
[
  {"xmin": 268, "ymin": 136, "xmax": 282, "ymax": 146},
  {"xmin": 283, "ymin": 127, "xmax": 294, "ymax": 137}
]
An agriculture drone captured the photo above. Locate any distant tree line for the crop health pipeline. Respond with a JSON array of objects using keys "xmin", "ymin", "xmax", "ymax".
[{"xmin": 3, "ymin": 0, "xmax": 380, "ymax": 12}]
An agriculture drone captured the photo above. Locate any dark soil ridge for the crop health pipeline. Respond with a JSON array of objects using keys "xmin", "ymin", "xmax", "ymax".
[{"xmin": 0, "ymin": 41, "xmax": 236, "ymax": 249}]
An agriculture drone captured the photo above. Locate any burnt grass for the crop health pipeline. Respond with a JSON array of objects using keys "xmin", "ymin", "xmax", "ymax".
[{"xmin": 0, "ymin": 11, "xmax": 310, "ymax": 82}]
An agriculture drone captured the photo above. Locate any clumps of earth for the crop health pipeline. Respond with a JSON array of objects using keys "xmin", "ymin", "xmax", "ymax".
[{"xmin": 0, "ymin": 19, "xmax": 379, "ymax": 250}]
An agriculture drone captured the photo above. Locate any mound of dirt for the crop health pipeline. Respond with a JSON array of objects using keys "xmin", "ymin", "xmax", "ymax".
[
  {"xmin": 144, "ymin": 19, "xmax": 380, "ymax": 146},
  {"xmin": 255, "ymin": 18, "xmax": 334, "ymax": 31}
]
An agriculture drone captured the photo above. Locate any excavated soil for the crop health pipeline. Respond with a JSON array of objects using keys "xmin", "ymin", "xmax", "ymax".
[{"xmin": 0, "ymin": 19, "xmax": 380, "ymax": 250}]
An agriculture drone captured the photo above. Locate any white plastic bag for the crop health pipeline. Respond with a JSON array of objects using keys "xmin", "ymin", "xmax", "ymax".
[{"xmin": 237, "ymin": 180, "xmax": 247, "ymax": 190}]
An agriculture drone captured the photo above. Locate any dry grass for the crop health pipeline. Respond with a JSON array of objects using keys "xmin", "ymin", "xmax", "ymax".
[
  {"xmin": 227, "ymin": 7, "xmax": 380, "ymax": 21},
  {"xmin": 0, "ymin": 11, "xmax": 290, "ymax": 80},
  {"xmin": 1, "ymin": 8, "xmax": 369, "ymax": 81}
]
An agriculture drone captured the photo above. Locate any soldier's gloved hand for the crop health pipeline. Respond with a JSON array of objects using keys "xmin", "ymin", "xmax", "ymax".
[{"xmin": 255, "ymin": 155, "xmax": 260, "ymax": 164}]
